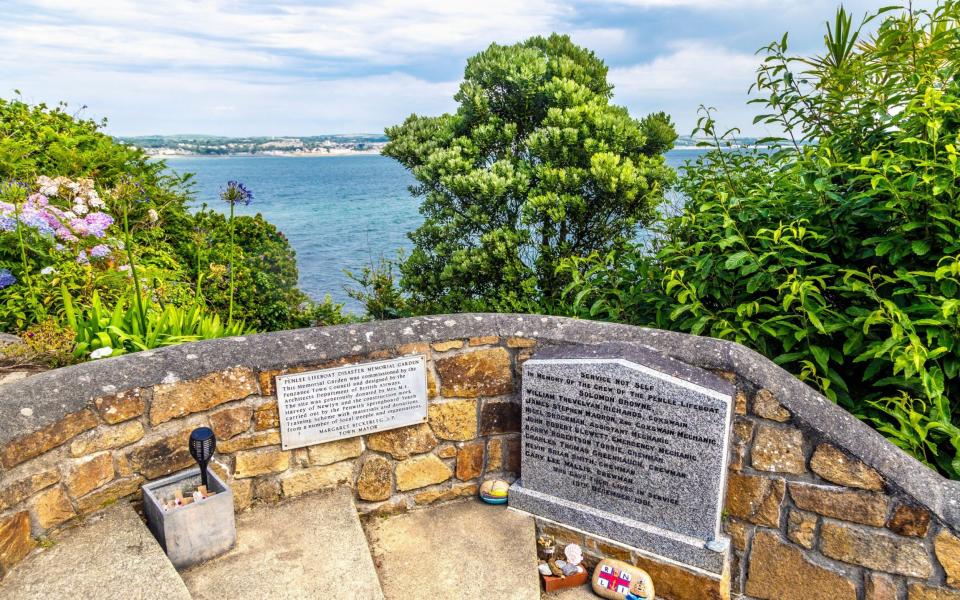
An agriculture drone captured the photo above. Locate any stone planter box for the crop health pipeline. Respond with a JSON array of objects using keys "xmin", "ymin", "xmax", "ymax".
[{"xmin": 142, "ymin": 467, "xmax": 236, "ymax": 569}]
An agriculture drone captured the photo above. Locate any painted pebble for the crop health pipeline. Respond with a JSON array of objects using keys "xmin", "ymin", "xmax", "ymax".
[
  {"xmin": 591, "ymin": 558, "xmax": 655, "ymax": 600},
  {"xmin": 479, "ymin": 479, "xmax": 510, "ymax": 504}
]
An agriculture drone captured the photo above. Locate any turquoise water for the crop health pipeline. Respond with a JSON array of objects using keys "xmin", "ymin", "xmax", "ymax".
[{"xmin": 164, "ymin": 151, "xmax": 702, "ymax": 311}]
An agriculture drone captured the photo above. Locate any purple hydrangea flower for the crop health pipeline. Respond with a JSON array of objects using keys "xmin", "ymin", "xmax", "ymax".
[
  {"xmin": 221, "ymin": 180, "xmax": 253, "ymax": 206},
  {"xmin": 76, "ymin": 250, "xmax": 89, "ymax": 265},
  {"xmin": 0, "ymin": 269, "xmax": 15, "ymax": 289},
  {"xmin": 0, "ymin": 216, "xmax": 15, "ymax": 232},
  {"xmin": 89, "ymin": 244, "xmax": 111, "ymax": 259},
  {"xmin": 84, "ymin": 212, "xmax": 114, "ymax": 237}
]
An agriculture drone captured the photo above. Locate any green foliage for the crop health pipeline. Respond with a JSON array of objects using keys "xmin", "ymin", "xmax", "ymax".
[
  {"xmin": 0, "ymin": 98, "xmax": 347, "ymax": 350},
  {"xmin": 562, "ymin": 2, "xmax": 960, "ymax": 478},
  {"xmin": 62, "ymin": 286, "xmax": 249, "ymax": 360},
  {"xmin": 381, "ymin": 33, "xmax": 676, "ymax": 313}
]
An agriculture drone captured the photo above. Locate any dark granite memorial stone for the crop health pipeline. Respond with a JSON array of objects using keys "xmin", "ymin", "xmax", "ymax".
[{"xmin": 509, "ymin": 343, "xmax": 734, "ymax": 574}]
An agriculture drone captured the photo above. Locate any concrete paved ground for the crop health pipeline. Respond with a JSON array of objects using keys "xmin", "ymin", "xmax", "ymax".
[
  {"xmin": 544, "ymin": 583, "xmax": 595, "ymax": 599},
  {"xmin": 181, "ymin": 488, "xmax": 383, "ymax": 600},
  {"xmin": 366, "ymin": 498, "xmax": 539, "ymax": 600},
  {"xmin": 0, "ymin": 505, "xmax": 191, "ymax": 600}
]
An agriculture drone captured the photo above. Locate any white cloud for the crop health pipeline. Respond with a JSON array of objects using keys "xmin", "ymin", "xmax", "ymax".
[{"xmin": 610, "ymin": 41, "xmax": 764, "ymax": 134}]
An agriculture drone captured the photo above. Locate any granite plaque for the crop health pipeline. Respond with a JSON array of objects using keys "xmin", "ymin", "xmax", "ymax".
[
  {"xmin": 509, "ymin": 343, "xmax": 734, "ymax": 574},
  {"xmin": 276, "ymin": 355, "xmax": 427, "ymax": 450}
]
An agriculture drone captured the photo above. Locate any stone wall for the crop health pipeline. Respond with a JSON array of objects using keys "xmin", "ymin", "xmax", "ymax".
[{"xmin": 0, "ymin": 314, "xmax": 957, "ymax": 600}]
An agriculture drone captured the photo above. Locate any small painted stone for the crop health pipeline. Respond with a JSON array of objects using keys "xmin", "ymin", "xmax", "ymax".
[
  {"xmin": 591, "ymin": 558, "xmax": 655, "ymax": 600},
  {"xmin": 479, "ymin": 479, "xmax": 510, "ymax": 504},
  {"xmin": 559, "ymin": 561, "xmax": 580, "ymax": 576},
  {"xmin": 538, "ymin": 563, "xmax": 553, "ymax": 576},
  {"xmin": 564, "ymin": 543, "xmax": 583, "ymax": 566}
]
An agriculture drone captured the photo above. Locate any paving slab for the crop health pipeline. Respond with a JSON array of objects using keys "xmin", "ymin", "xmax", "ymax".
[
  {"xmin": 0, "ymin": 504, "xmax": 191, "ymax": 600},
  {"xmin": 366, "ymin": 498, "xmax": 540, "ymax": 600},
  {"xmin": 544, "ymin": 583, "xmax": 595, "ymax": 599},
  {"xmin": 181, "ymin": 488, "xmax": 384, "ymax": 600}
]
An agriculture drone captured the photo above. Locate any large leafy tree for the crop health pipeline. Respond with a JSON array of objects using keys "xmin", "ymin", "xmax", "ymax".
[{"xmin": 384, "ymin": 34, "xmax": 676, "ymax": 312}]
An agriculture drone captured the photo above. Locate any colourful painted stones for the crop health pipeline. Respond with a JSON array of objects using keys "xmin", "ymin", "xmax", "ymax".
[
  {"xmin": 480, "ymin": 479, "xmax": 510, "ymax": 504},
  {"xmin": 591, "ymin": 558, "xmax": 655, "ymax": 600}
]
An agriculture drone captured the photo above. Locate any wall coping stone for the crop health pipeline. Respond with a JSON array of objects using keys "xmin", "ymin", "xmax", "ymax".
[{"xmin": 1, "ymin": 313, "xmax": 958, "ymax": 527}]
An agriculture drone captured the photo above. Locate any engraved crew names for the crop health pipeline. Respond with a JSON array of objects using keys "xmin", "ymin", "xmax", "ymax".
[
  {"xmin": 520, "ymin": 358, "xmax": 732, "ymax": 541},
  {"xmin": 275, "ymin": 355, "xmax": 427, "ymax": 450}
]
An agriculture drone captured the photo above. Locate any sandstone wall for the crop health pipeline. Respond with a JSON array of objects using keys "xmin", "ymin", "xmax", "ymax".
[{"xmin": 0, "ymin": 314, "xmax": 957, "ymax": 600}]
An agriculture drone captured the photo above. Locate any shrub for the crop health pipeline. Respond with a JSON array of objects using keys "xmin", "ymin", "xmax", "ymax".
[{"xmin": 563, "ymin": 3, "xmax": 960, "ymax": 478}]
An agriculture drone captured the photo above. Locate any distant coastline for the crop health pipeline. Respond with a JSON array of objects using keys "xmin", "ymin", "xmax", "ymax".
[{"xmin": 120, "ymin": 133, "xmax": 764, "ymax": 158}]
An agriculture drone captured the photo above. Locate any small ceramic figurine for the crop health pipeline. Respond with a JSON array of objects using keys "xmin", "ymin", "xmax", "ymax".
[
  {"xmin": 591, "ymin": 558, "xmax": 655, "ymax": 600},
  {"xmin": 479, "ymin": 479, "xmax": 510, "ymax": 504},
  {"xmin": 564, "ymin": 543, "xmax": 583, "ymax": 566},
  {"xmin": 537, "ymin": 534, "xmax": 556, "ymax": 560}
]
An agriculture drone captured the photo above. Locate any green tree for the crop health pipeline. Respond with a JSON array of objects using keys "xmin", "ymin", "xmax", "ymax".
[{"xmin": 384, "ymin": 34, "xmax": 676, "ymax": 312}]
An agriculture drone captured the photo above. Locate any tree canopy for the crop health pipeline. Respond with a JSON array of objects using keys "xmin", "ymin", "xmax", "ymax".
[{"xmin": 384, "ymin": 34, "xmax": 677, "ymax": 313}]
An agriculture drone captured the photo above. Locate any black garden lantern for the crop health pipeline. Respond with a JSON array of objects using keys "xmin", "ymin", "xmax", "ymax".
[{"xmin": 189, "ymin": 427, "xmax": 217, "ymax": 488}]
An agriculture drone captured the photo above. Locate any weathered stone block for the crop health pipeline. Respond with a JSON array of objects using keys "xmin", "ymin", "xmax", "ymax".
[
  {"xmin": 218, "ymin": 430, "xmax": 280, "ymax": 453},
  {"xmin": 506, "ymin": 337, "xmax": 536, "ymax": 348},
  {"xmin": 414, "ymin": 482, "xmax": 478, "ymax": 506},
  {"xmin": 366, "ymin": 423, "xmax": 437, "ymax": 459},
  {"xmin": 431, "ymin": 340, "xmax": 463, "ymax": 352},
  {"xmin": 94, "ymin": 388, "xmax": 146, "ymax": 424},
  {"xmin": 0, "ymin": 511, "xmax": 34, "ymax": 572},
  {"xmin": 307, "ymin": 436, "xmax": 363, "ymax": 466},
  {"xmin": 395, "ymin": 454, "xmax": 452, "ymax": 491},
  {"xmin": 70, "ymin": 421, "xmax": 144, "ymax": 457},
  {"xmin": 487, "ymin": 437, "xmax": 504, "ymax": 471},
  {"xmin": 435, "ymin": 348, "xmax": 513, "ymax": 398},
  {"xmin": 503, "ymin": 436, "xmax": 521, "ymax": 473},
  {"xmin": 1, "ymin": 409, "xmax": 98, "ymax": 468},
  {"xmin": 752, "ymin": 389, "xmax": 790, "ymax": 422},
  {"xmin": 356, "ymin": 456, "xmax": 392, "ymax": 501},
  {"xmin": 724, "ymin": 519, "xmax": 749, "ymax": 552},
  {"xmin": 436, "ymin": 444, "xmax": 457, "ymax": 459},
  {"xmin": 631, "ymin": 552, "xmax": 726, "ymax": 600},
  {"xmin": 908, "ymin": 584, "xmax": 960, "ymax": 600},
  {"xmin": 724, "ymin": 472, "xmax": 784, "ymax": 527},
  {"xmin": 887, "ymin": 502, "xmax": 932, "ymax": 537},
  {"xmin": 126, "ymin": 429, "xmax": 194, "ymax": 479},
  {"xmin": 935, "ymin": 528, "xmax": 960, "ymax": 589},
  {"xmin": 865, "ymin": 572, "xmax": 898, "ymax": 600},
  {"xmin": 787, "ymin": 509, "xmax": 817, "ymax": 549},
  {"xmin": 254, "ymin": 400, "xmax": 279, "ymax": 431},
  {"xmin": 734, "ymin": 390, "xmax": 748, "ymax": 415},
  {"xmin": 65, "ymin": 452, "xmax": 115, "ymax": 498},
  {"xmin": 788, "ymin": 482, "xmax": 888, "ymax": 526},
  {"xmin": 150, "ymin": 367, "xmax": 257, "ymax": 425},
  {"xmin": 234, "ymin": 448, "xmax": 291, "ymax": 479},
  {"xmin": 745, "ymin": 530, "xmax": 856, "ymax": 600},
  {"xmin": 751, "ymin": 424, "xmax": 806, "ymax": 474},
  {"xmin": 810, "ymin": 443, "xmax": 884, "ymax": 491},
  {"xmin": 209, "ymin": 405, "xmax": 253, "ymax": 440},
  {"xmin": 30, "ymin": 485, "xmax": 76, "ymax": 529},
  {"xmin": 232, "ymin": 478, "xmax": 253, "ymax": 511},
  {"xmin": 280, "ymin": 462, "xmax": 353, "ymax": 498},
  {"xmin": 0, "ymin": 467, "xmax": 60, "ymax": 511},
  {"xmin": 468, "ymin": 336, "xmax": 499, "ymax": 346},
  {"xmin": 456, "ymin": 440, "xmax": 484, "ymax": 480},
  {"xmin": 428, "ymin": 400, "xmax": 478, "ymax": 441},
  {"xmin": 76, "ymin": 476, "xmax": 143, "ymax": 513},
  {"xmin": 252, "ymin": 477, "xmax": 282, "ymax": 504},
  {"xmin": 479, "ymin": 400, "xmax": 521, "ymax": 435},
  {"xmin": 819, "ymin": 521, "xmax": 932, "ymax": 578},
  {"xmin": 730, "ymin": 417, "xmax": 754, "ymax": 471}
]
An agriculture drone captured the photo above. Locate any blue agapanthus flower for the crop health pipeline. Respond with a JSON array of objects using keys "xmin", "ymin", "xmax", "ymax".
[
  {"xmin": 220, "ymin": 180, "xmax": 253, "ymax": 206},
  {"xmin": 0, "ymin": 269, "xmax": 16, "ymax": 289}
]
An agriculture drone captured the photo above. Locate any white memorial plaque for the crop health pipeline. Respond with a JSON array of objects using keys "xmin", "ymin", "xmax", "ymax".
[{"xmin": 276, "ymin": 355, "xmax": 428, "ymax": 450}]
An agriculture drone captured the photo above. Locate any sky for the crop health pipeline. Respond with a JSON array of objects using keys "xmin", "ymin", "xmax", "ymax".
[{"xmin": 0, "ymin": 1, "xmax": 937, "ymax": 137}]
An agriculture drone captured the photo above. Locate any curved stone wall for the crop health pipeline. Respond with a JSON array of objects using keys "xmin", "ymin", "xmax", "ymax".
[{"xmin": 0, "ymin": 314, "xmax": 957, "ymax": 600}]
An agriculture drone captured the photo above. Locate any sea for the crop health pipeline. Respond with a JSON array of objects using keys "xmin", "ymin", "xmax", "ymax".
[{"xmin": 162, "ymin": 150, "xmax": 705, "ymax": 312}]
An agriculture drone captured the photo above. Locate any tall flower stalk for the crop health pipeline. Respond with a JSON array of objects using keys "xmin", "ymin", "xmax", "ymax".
[
  {"xmin": 220, "ymin": 181, "xmax": 253, "ymax": 323},
  {"xmin": 113, "ymin": 178, "xmax": 148, "ymax": 333},
  {"xmin": 2, "ymin": 182, "xmax": 43, "ymax": 319}
]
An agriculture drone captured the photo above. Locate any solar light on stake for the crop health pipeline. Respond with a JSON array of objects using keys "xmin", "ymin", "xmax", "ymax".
[{"xmin": 189, "ymin": 427, "xmax": 217, "ymax": 488}]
